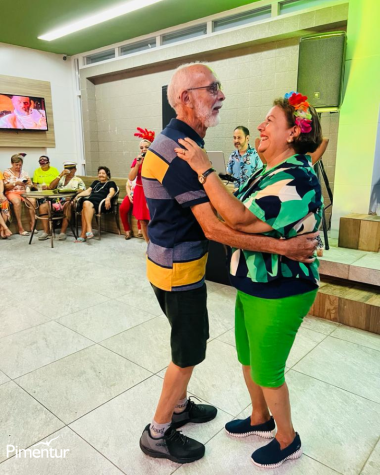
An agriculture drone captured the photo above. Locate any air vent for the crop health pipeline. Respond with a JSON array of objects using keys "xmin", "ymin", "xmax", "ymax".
[
  {"xmin": 120, "ymin": 38, "xmax": 156, "ymax": 56},
  {"xmin": 213, "ymin": 6, "xmax": 272, "ymax": 32},
  {"xmin": 161, "ymin": 24, "xmax": 207, "ymax": 46},
  {"xmin": 85, "ymin": 49, "xmax": 115, "ymax": 65},
  {"xmin": 279, "ymin": 0, "xmax": 334, "ymax": 15}
]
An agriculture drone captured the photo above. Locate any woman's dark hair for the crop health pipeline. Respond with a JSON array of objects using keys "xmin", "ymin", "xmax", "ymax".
[
  {"xmin": 98, "ymin": 166, "xmax": 111, "ymax": 179},
  {"xmin": 234, "ymin": 125, "xmax": 250, "ymax": 137},
  {"xmin": 273, "ymin": 98, "xmax": 322, "ymax": 154}
]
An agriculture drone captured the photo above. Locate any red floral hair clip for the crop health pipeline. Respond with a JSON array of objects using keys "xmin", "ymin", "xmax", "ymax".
[
  {"xmin": 284, "ymin": 91, "xmax": 312, "ymax": 134},
  {"xmin": 134, "ymin": 127, "xmax": 155, "ymax": 143}
]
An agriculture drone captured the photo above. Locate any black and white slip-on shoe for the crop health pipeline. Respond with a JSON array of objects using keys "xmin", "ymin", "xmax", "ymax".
[
  {"xmin": 251, "ymin": 432, "xmax": 302, "ymax": 468},
  {"xmin": 225, "ymin": 416, "xmax": 275, "ymax": 438}
]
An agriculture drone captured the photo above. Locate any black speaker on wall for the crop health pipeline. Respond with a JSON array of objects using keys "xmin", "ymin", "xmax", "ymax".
[
  {"xmin": 162, "ymin": 85, "xmax": 176, "ymax": 129},
  {"xmin": 297, "ymin": 31, "xmax": 346, "ymax": 111}
]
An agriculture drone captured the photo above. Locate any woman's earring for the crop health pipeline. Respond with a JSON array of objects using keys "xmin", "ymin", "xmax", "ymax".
[{"xmin": 287, "ymin": 138, "xmax": 293, "ymax": 143}]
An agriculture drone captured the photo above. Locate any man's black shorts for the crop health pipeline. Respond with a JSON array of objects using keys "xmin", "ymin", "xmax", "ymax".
[{"xmin": 151, "ymin": 283, "xmax": 209, "ymax": 368}]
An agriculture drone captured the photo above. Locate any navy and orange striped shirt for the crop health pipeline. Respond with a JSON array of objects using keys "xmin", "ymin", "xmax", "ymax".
[{"xmin": 142, "ymin": 119, "xmax": 210, "ymax": 292}]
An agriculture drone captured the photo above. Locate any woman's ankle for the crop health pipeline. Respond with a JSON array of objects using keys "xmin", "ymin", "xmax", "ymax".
[
  {"xmin": 250, "ymin": 413, "xmax": 271, "ymax": 426},
  {"xmin": 276, "ymin": 429, "xmax": 296, "ymax": 449}
]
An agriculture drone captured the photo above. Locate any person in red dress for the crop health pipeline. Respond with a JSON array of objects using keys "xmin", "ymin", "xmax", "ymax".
[
  {"xmin": 119, "ymin": 178, "xmax": 142, "ymax": 239},
  {"xmin": 128, "ymin": 128, "xmax": 155, "ymax": 242}
]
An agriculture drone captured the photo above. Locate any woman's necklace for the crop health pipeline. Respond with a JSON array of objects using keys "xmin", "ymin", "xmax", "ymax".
[{"xmin": 93, "ymin": 181, "xmax": 107, "ymax": 193}]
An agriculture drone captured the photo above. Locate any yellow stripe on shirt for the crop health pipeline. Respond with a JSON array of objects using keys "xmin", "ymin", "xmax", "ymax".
[
  {"xmin": 147, "ymin": 253, "xmax": 209, "ymax": 291},
  {"xmin": 142, "ymin": 151, "xmax": 169, "ymax": 183}
]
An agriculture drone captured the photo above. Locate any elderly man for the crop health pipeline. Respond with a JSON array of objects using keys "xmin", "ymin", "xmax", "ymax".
[
  {"xmin": 0, "ymin": 96, "xmax": 47, "ymax": 130},
  {"xmin": 227, "ymin": 125, "xmax": 262, "ymax": 188},
  {"xmin": 38, "ymin": 161, "xmax": 85, "ymax": 241},
  {"xmin": 140, "ymin": 63, "xmax": 318, "ymax": 463}
]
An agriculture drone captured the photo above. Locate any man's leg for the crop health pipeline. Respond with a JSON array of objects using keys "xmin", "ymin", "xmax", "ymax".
[
  {"xmin": 140, "ymin": 283, "xmax": 214, "ymax": 464},
  {"xmin": 153, "ymin": 362, "xmax": 194, "ymax": 424},
  {"xmin": 39, "ymin": 202, "xmax": 50, "ymax": 234}
]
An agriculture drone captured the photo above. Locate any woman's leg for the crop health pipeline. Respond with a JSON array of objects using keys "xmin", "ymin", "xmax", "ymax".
[
  {"xmin": 0, "ymin": 212, "xmax": 12, "ymax": 237},
  {"xmin": 26, "ymin": 198, "xmax": 36, "ymax": 231},
  {"xmin": 140, "ymin": 219, "xmax": 149, "ymax": 242},
  {"xmin": 261, "ymin": 383, "xmax": 294, "ymax": 449},
  {"xmin": 81, "ymin": 200, "xmax": 94, "ymax": 237},
  {"xmin": 119, "ymin": 197, "xmax": 131, "ymax": 234},
  {"xmin": 242, "ymin": 365, "xmax": 271, "ymax": 425},
  {"xmin": 244, "ymin": 291, "xmax": 317, "ymax": 449},
  {"xmin": 8, "ymin": 196, "xmax": 25, "ymax": 233}
]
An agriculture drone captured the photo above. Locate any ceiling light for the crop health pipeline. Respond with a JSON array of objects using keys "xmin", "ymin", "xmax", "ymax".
[{"xmin": 38, "ymin": 0, "xmax": 164, "ymax": 41}]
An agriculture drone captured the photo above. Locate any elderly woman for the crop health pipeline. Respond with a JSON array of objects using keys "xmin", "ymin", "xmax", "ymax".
[
  {"xmin": 74, "ymin": 166, "xmax": 116, "ymax": 242},
  {"xmin": 3, "ymin": 154, "xmax": 36, "ymax": 236},
  {"xmin": 129, "ymin": 137, "xmax": 152, "ymax": 242},
  {"xmin": 0, "ymin": 171, "xmax": 12, "ymax": 238},
  {"xmin": 176, "ymin": 92, "xmax": 323, "ymax": 468}
]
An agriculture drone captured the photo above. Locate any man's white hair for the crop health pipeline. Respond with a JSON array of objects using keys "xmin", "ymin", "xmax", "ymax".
[{"xmin": 167, "ymin": 62, "xmax": 212, "ymax": 111}]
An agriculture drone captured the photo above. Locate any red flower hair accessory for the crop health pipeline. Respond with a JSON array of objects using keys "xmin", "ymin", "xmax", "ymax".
[
  {"xmin": 134, "ymin": 127, "xmax": 155, "ymax": 143},
  {"xmin": 284, "ymin": 91, "xmax": 312, "ymax": 134}
]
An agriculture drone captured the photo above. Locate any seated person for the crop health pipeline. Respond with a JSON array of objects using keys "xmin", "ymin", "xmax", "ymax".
[
  {"xmin": 226, "ymin": 126, "xmax": 262, "ymax": 189},
  {"xmin": 33, "ymin": 156, "xmax": 59, "ymax": 189},
  {"xmin": 3, "ymin": 154, "xmax": 36, "ymax": 236},
  {"xmin": 44, "ymin": 161, "xmax": 86, "ymax": 241},
  {"xmin": 74, "ymin": 166, "xmax": 116, "ymax": 242},
  {"xmin": 32, "ymin": 156, "xmax": 60, "ymax": 240},
  {"xmin": 119, "ymin": 178, "xmax": 142, "ymax": 240},
  {"xmin": 0, "ymin": 170, "xmax": 12, "ymax": 239}
]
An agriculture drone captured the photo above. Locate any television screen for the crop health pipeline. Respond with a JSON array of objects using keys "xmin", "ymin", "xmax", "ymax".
[{"xmin": 0, "ymin": 94, "xmax": 48, "ymax": 131}]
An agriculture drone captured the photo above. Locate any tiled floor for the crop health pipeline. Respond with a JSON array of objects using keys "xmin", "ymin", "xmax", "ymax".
[{"xmin": 0, "ymin": 234, "xmax": 379, "ymax": 474}]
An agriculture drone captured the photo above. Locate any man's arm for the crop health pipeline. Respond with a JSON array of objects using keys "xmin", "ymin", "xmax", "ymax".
[
  {"xmin": 310, "ymin": 137, "xmax": 329, "ymax": 166},
  {"xmin": 191, "ymin": 202, "xmax": 318, "ymax": 263}
]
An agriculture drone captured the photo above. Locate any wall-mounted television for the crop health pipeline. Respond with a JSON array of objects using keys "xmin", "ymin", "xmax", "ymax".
[{"xmin": 0, "ymin": 94, "xmax": 48, "ymax": 131}]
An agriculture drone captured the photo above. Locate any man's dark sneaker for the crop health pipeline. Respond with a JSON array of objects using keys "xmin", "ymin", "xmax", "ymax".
[
  {"xmin": 139, "ymin": 424, "xmax": 205, "ymax": 464},
  {"xmin": 171, "ymin": 398, "xmax": 217, "ymax": 429},
  {"xmin": 251, "ymin": 432, "xmax": 302, "ymax": 468},
  {"xmin": 225, "ymin": 415, "xmax": 275, "ymax": 439}
]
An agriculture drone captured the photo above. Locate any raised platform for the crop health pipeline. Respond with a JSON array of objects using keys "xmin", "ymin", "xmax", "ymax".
[{"xmin": 319, "ymin": 238, "xmax": 380, "ymax": 286}]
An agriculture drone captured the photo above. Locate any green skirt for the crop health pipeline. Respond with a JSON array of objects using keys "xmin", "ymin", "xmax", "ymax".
[{"xmin": 235, "ymin": 289, "xmax": 318, "ymax": 388}]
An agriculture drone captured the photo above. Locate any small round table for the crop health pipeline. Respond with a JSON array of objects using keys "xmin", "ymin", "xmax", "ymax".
[{"xmin": 22, "ymin": 190, "xmax": 77, "ymax": 248}]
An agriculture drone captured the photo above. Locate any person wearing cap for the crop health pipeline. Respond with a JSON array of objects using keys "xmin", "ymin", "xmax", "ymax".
[
  {"xmin": 3, "ymin": 154, "xmax": 35, "ymax": 236},
  {"xmin": 33, "ymin": 156, "xmax": 59, "ymax": 189},
  {"xmin": 32, "ymin": 156, "xmax": 60, "ymax": 240},
  {"xmin": 39, "ymin": 161, "xmax": 85, "ymax": 241}
]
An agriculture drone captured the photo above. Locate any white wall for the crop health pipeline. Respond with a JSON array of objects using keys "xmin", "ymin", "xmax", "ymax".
[{"xmin": 0, "ymin": 43, "xmax": 81, "ymax": 177}]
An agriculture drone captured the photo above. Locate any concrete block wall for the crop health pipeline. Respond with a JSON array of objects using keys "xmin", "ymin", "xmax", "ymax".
[{"xmin": 90, "ymin": 37, "xmax": 339, "ymax": 224}]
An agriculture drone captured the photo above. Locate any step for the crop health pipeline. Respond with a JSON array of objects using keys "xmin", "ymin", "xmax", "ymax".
[{"xmin": 310, "ymin": 277, "xmax": 380, "ymax": 335}]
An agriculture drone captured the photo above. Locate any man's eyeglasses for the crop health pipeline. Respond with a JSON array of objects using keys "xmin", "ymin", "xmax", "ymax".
[{"xmin": 187, "ymin": 82, "xmax": 222, "ymax": 96}]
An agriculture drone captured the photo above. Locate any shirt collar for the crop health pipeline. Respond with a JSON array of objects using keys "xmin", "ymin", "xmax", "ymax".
[
  {"xmin": 167, "ymin": 118, "xmax": 205, "ymax": 148},
  {"xmin": 232, "ymin": 145, "xmax": 252, "ymax": 159}
]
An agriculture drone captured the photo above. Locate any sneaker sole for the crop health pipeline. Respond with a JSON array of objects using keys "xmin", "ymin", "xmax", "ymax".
[
  {"xmin": 139, "ymin": 440, "xmax": 205, "ymax": 464},
  {"xmin": 251, "ymin": 447, "xmax": 303, "ymax": 469},
  {"xmin": 225, "ymin": 428, "xmax": 275, "ymax": 439},
  {"xmin": 171, "ymin": 414, "xmax": 216, "ymax": 429}
]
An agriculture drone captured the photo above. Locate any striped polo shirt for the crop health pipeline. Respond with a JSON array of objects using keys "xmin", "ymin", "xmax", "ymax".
[{"xmin": 142, "ymin": 119, "xmax": 210, "ymax": 292}]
